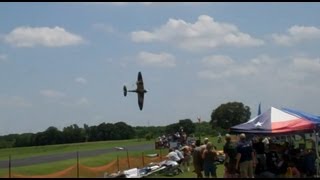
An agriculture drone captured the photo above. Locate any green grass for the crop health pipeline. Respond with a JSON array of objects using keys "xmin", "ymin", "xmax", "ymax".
[
  {"xmin": 0, "ymin": 139, "xmax": 152, "ymax": 161},
  {"xmin": 0, "ymin": 136, "xmax": 227, "ymax": 178},
  {"xmin": 0, "ymin": 148, "xmax": 166, "ymax": 177}
]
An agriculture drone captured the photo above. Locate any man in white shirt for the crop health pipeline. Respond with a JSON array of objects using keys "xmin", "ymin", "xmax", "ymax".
[{"xmin": 166, "ymin": 148, "xmax": 181, "ymax": 162}]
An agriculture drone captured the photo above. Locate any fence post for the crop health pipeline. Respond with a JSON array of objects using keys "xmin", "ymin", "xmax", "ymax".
[
  {"xmin": 77, "ymin": 151, "xmax": 79, "ymax": 178},
  {"xmin": 8, "ymin": 155, "xmax": 11, "ymax": 178},
  {"xmin": 126, "ymin": 150, "xmax": 130, "ymax": 169},
  {"xmin": 117, "ymin": 155, "xmax": 119, "ymax": 172},
  {"xmin": 142, "ymin": 152, "xmax": 145, "ymax": 167}
]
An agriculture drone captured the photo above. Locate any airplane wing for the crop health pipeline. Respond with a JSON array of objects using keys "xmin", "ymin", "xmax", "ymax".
[{"xmin": 138, "ymin": 92, "xmax": 144, "ymax": 111}]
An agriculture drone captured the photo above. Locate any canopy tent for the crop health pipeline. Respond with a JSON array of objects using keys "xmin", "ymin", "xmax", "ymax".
[
  {"xmin": 230, "ymin": 107, "xmax": 320, "ymax": 135},
  {"xmin": 230, "ymin": 106, "xmax": 320, "ymax": 177}
]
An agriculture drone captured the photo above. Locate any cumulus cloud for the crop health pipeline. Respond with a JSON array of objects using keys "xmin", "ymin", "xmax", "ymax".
[
  {"xmin": 198, "ymin": 54, "xmax": 320, "ymax": 81},
  {"xmin": 292, "ymin": 57, "xmax": 320, "ymax": 73},
  {"xmin": 83, "ymin": 2, "xmax": 211, "ymax": 6},
  {"xmin": 82, "ymin": 2, "xmax": 154, "ymax": 6},
  {"xmin": 0, "ymin": 54, "xmax": 8, "ymax": 62},
  {"xmin": 40, "ymin": 89, "xmax": 66, "ymax": 98},
  {"xmin": 272, "ymin": 25, "xmax": 320, "ymax": 46},
  {"xmin": 60, "ymin": 97, "xmax": 90, "ymax": 108},
  {"xmin": 75, "ymin": 77, "xmax": 87, "ymax": 84},
  {"xmin": 5, "ymin": 26, "xmax": 84, "ymax": 47},
  {"xmin": 131, "ymin": 15, "xmax": 264, "ymax": 51},
  {"xmin": 137, "ymin": 51, "xmax": 176, "ymax": 68},
  {"xmin": 198, "ymin": 55, "xmax": 258, "ymax": 79},
  {"xmin": 76, "ymin": 97, "xmax": 89, "ymax": 105},
  {"xmin": 92, "ymin": 23, "xmax": 115, "ymax": 33},
  {"xmin": 0, "ymin": 96, "xmax": 32, "ymax": 108},
  {"xmin": 201, "ymin": 55, "xmax": 234, "ymax": 67}
]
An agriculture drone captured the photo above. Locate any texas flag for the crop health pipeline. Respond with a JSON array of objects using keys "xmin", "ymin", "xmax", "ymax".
[{"xmin": 230, "ymin": 107, "xmax": 320, "ymax": 134}]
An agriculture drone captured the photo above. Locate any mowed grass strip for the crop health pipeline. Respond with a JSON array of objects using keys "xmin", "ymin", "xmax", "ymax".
[
  {"xmin": 0, "ymin": 149, "xmax": 163, "ymax": 177},
  {"xmin": 0, "ymin": 139, "xmax": 152, "ymax": 161},
  {"xmin": 0, "ymin": 136, "xmax": 228, "ymax": 178}
]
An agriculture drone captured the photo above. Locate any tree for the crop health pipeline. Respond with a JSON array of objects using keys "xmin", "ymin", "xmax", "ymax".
[
  {"xmin": 178, "ymin": 119, "xmax": 195, "ymax": 135},
  {"xmin": 165, "ymin": 123, "xmax": 180, "ymax": 135},
  {"xmin": 210, "ymin": 102, "xmax": 251, "ymax": 129},
  {"xmin": 62, "ymin": 124, "xmax": 84, "ymax": 143},
  {"xmin": 114, "ymin": 122, "xmax": 135, "ymax": 140},
  {"xmin": 43, "ymin": 126, "xmax": 63, "ymax": 145},
  {"xmin": 14, "ymin": 133, "xmax": 35, "ymax": 147}
]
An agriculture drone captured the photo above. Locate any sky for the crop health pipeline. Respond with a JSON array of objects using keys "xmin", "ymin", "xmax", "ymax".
[{"xmin": 0, "ymin": 2, "xmax": 320, "ymax": 135}]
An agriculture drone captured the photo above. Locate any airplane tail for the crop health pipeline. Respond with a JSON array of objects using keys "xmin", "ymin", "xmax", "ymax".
[{"xmin": 123, "ymin": 86, "xmax": 127, "ymax": 96}]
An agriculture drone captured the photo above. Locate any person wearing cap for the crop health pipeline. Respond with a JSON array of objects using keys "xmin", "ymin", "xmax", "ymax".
[{"xmin": 235, "ymin": 133, "xmax": 256, "ymax": 178}]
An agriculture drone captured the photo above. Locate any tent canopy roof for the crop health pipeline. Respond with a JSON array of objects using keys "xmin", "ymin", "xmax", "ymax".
[{"xmin": 230, "ymin": 107, "xmax": 320, "ymax": 135}]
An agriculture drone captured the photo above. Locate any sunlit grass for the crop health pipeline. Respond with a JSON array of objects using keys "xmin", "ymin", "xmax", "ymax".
[{"xmin": 0, "ymin": 139, "xmax": 152, "ymax": 160}]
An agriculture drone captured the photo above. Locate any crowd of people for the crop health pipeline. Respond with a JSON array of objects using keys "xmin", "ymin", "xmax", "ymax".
[
  {"xmin": 163, "ymin": 132, "xmax": 318, "ymax": 178},
  {"xmin": 165, "ymin": 137, "xmax": 221, "ymax": 178},
  {"xmin": 223, "ymin": 133, "xmax": 317, "ymax": 178}
]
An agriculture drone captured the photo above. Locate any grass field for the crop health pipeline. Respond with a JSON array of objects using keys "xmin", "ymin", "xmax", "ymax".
[
  {"xmin": 0, "ymin": 136, "xmax": 226, "ymax": 178},
  {"xmin": 0, "ymin": 138, "xmax": 152, "ymax": 161}
]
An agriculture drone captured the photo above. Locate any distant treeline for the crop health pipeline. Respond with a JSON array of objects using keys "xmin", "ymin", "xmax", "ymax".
[{"xmin": 0, "ymin": 119, "xmax": 221, "ymax": 149}]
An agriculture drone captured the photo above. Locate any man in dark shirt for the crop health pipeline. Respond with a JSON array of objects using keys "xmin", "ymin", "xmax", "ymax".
[
  {"xmin": 223, "ymin": 134, "xmax": 238, "ymax": 178},
  {"xmin": 236, "ymin": 133, "xmax": 256, "ymax": 178},
  {"xmin": 253, "ymin": 136, "xmax": 266, "ymax": 173}
]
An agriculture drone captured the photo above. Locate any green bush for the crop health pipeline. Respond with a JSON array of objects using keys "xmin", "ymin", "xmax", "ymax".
[{"xmin": 145, "ymin": 133, "xmax": 153, "ymax": 141}]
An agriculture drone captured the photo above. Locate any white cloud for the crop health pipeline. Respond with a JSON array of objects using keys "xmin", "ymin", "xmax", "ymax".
[
  {"xmin": 0, "ymin": 54, "xmax": 8, "ymax": 62},
  {"xmin": 5, "ymin": 26, "xmax": 84, "ymax": 47},
  {"xmin": 40, "ymin": 89, "xmax": 66, "ymax": 98},
  {"xmin": 201, "ymin": 55, "xmax": 234, "ymax": 67},
  {"xmin": 137, "ymin": 51, "xmax": 176, "ymax": 68},
  {"xmin": 83, "ymin": 2, "xmax": 154, "ymax": 6},
  {"xmin": 292, "ymin": 57, "xmax": 320, "ymax": 73},
  {"xmin": 131, "ymin": 15, "xmax": 264, "ymax": 51},
  {"xmin": 83, "ymin": 2, "xmax": 212, "ymax": 6},
  {"xmin": 76, "ymin": 97, "xmax": 89, "ymax": 105},
  {"xmin": 272, "ymin": 25, "xmax": 320, "ymax": 46},
  {"xmin": 0, "ymin": 96, "xmax": 32, "ymax": 108},
  {"xmin": 75, "ymin": 77, "xmax": 87, "ymax": 84},
  {"xmin": 250, "ymin": 54, "xmax": 277, "ymax": 65},
  {"xmin": 198, "ymin": 54, "xmax": 320, "ymax": 82},
  {"xmin": 60, "ymin": 97, "xmax": 90, "ymax": 108},
  {"xmin": 92, "ymin": 23, "xmax": 115, "ymax": 33},
  {"xmin": 198, "ymin": 55, "xmax": 272, "ymax": 79}
]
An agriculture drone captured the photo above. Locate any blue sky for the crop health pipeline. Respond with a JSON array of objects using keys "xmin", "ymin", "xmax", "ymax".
[{"xmin": 1, "ymin": 2, "xmax": 320, "ymax": 135}]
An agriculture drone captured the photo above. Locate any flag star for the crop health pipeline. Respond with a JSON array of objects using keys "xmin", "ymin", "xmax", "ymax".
[{"xmin": 255, "ymin": 122, "xmax": 263, "ymax": 127}]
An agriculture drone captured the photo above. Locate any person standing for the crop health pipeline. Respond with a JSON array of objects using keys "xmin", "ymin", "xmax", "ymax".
[
  {"xmin": 192, "ymin": 139, "xmax": 203, "ymax": 178},
  {"xmin": 202, "ymin": 142, "xmax": 218, "ymax": 178},
  {"xmin": 235, "ymin": 133, "xmax": 256, "ymax": 178},
  {"xmin": 223, "ymin": 134, "xmax": 238, "ymax": 178}
]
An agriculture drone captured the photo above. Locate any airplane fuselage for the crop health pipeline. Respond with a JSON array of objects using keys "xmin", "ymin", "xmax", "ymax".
[{"xmin": 128, "ymin": 80, "xmax": 147, "ymax": 94}]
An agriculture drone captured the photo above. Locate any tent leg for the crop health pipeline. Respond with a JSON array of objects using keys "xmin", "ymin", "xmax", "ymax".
[{"xmin": 314, "ymin": 130, "xmax": 320, "ymax": 177}]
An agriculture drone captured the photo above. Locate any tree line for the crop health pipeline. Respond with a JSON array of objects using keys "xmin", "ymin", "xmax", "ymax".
[{"xmin": 0, "ymin": 101, "xmax": 251, "ymax": 149}]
